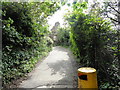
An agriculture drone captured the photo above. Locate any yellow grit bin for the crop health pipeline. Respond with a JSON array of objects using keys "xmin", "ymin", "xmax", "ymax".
[{"xmin": 78, "ymin": 67, "xmax": 98, "ymax": 89}]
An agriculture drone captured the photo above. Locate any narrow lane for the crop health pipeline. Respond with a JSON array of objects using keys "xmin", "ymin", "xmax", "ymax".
[{"xmin": 19, "ymin": 46, "xmax": 78, "ymax": 88}]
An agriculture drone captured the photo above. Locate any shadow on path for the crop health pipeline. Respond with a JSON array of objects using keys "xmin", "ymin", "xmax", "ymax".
[{"xmin": 19, "ymin": 46, "xmax": 78, "ymax": 88}]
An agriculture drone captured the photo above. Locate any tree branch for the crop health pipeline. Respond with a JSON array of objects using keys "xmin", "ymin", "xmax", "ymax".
[
  {"xmin": 106, "ymin": 13, "xmax": 120, "ymax": 23},
  {"xmin": 108, "ymin": 3, "xmax": 120, "ymax": 14}
]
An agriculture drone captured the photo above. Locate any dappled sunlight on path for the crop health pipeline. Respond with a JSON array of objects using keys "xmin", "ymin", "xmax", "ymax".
[{"xmin": 19, "ymin": 46, "xmax": 78, "ymax": 88}]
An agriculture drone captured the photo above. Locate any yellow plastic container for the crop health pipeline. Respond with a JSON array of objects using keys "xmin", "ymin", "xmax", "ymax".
[{"xmin": 78, "ymin": 67, "xmax": 98, "ymax": 89}]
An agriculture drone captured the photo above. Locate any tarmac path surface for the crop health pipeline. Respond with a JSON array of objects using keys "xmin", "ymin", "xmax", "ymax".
[{"xmin": 19, "ymin": 46, "xmax": 78, "ymax": 89}]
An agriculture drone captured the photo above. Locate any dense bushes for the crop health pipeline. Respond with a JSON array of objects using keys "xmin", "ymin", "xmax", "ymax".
[
  {"xmin": 2, "ymin": 2, "xmax": 59, "ymax": 87},
  {"xmin": 56, "ymin": 27, "xmax": 70, "ymax": 46},
  {"xmin": 65, "ymin": 2, "xmax": 120, "ymax": 88}
]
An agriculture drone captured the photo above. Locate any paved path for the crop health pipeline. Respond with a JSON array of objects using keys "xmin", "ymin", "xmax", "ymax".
[{"xmin": 19, "ymin": 46, "xmax": 78, "ymax": 88}]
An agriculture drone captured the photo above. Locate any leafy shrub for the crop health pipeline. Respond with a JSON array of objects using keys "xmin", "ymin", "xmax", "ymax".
[
  {"xmin": 2, "ymin": 2, "xmax": 59, "ymax": 87},
  {"xmin": 66, "ymin": 2, "xmax": 120, "ymax": 88},
  {"xmin": 56, "ymin": 27, "xmax": 70, "ymax": 46}
]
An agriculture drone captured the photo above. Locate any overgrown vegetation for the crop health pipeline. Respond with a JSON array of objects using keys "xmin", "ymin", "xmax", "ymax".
[
  {"xmin": 2, "ymin": 2, "xmax": 59, "ymax": 87},
  {"xmin": 59, "ymin": 2, "xmax": 119, "ymax": 88},
  {"xmin": 56, "ymin": 27, "xmax": 70, "ymax": 46},
  {"xmin": 1, "ymin": 1, "xmax": 120, "ymax": 89}
]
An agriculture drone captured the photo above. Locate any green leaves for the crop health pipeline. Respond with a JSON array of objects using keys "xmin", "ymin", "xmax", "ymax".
[
  {"xmin": 111, "ymin": 47, "xmax": 117, "ymax": 50},
  {"xmin": 64, "ymin": 1, "xmax": 119, "ymax": 88},
  {"xmin": 56, "ymin": 27, "xmax": 70, "ymax": 46},
  {"xmin": 2, "ymin": 2, "xmax": 58, "ymax": 86}
]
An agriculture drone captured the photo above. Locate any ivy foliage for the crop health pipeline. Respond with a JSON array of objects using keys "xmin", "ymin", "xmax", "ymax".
[
  {"xmin": 2, "ymin": 2, "xmax": 59, "ymax": 87},
  {"xmin": 65, "ymin": 2, "xmax": 120, "ymax": 88}
]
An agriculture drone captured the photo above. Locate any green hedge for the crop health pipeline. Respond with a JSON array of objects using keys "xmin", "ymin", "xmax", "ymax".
[
  {"xmin": 2, "ymin": 2, "xmax": 59, "ymax": 87},
  {"xmin": 66, "ymin": 2, "xmax": 120, "ymax": 88},
  {"xmin": 56, "ymin": 27, "xmax": 70, "ymax": 46}
]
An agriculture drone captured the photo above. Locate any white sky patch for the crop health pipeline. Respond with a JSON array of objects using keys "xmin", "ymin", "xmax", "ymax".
[
  {"xmin": 47, "ymin": 0, "xmax": 73, "ymax": 30},
  {"xmin": 47, "ymin": 0, "xmax": 98, "ymax": 30},
  {"xmin": 47, "ymin": 0, "xmax": 111, "ymax": 30}
]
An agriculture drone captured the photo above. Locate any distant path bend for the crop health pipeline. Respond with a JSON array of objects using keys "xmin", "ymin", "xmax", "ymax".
[{"xmin": 19, "ymin": 46, "xmax": 78, "ymax": 88}]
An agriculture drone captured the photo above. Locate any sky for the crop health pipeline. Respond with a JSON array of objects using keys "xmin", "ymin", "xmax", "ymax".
[
  {"xmin": 47, "ymin": 0, "xmax": 73, "ymax": 30},
  {"xmin": 47, "ymin": 0, "xmax": 114, "ymax": 30},
  {"xmin": 47, "ymin": 0, "xmax": 103, "ymax": 30}
]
